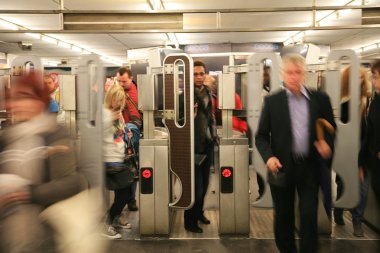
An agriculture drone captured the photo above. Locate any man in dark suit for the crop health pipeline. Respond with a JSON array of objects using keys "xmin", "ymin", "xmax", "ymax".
[{"xmin": 255, "ymin": 54, "xmax": 336, "ymax": 253}]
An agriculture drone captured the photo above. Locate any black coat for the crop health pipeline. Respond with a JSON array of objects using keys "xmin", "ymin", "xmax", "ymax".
[{"xmin": 255, "ymin": 88, "xmax": 336, "ymax": 186}]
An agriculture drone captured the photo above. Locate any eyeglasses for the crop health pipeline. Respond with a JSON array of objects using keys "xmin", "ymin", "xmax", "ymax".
[
  {"xmin": 371, "ymin": 75, "xmax": 379, "ymax": 80},
  {"xmin": 194, "ymin": 72, "xmax": 205, "ymax": 77}
]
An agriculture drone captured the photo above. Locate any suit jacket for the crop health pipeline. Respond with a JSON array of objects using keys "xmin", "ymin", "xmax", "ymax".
[{"xmin": 255, "ymin": 88, "xmax": 336, "ymax": 186}]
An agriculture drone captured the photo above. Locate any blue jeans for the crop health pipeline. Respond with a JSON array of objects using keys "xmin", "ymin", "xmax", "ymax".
[
  {"xmin": 351, "ymin": 173, "xmax": 370, "ymax": 224},
  {"xmin": 334, "ymin": 173, "xmax": 369, "ymax": 224}
]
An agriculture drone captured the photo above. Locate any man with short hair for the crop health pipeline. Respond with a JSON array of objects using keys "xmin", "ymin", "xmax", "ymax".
[
  {"xmin": 255, "ymin": 54, "xmax": 336, "ymax": 253},
  {"xmin": 184, "ymin": 60, "xmax": 217, "ymax": 233},
  {"xmin": 117, "ymin": 67, "xmax": 140, "ymax": 212}
]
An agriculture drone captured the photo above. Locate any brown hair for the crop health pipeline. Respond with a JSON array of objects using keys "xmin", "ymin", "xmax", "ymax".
[
  {"xmin": 9, "ymin": 72, "xmax": 50, "ymax": 109},
  {"xmin": 117, "ymin": 67, "xmax": 132, "ymax": 78}
]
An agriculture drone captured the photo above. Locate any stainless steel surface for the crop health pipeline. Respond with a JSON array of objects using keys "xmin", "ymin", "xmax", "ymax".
[
  {"xmin": 59, "ymin": 74, "xmax": 76, "ymax": 110},
  {"xmin": 248, "ymin": 53, "xmax": 282, "ymax": 208},
  {"xmin": 218, "ymin": 73, "xmax": 235, "ymax": 109},
  {"xmin": 219, "ymin": 141, "xmax": 250, "ymax": 235},
  {"xmin": 0, "ymin": 5, "xmax": 376, "ymax": 14},
  {"xmin": 77, "ymin": 54, "xmax": 104, "ymax": 205},
  {"xmin": 4, "ymin": 25, "xmax": 380, "ymax": 34},
  {"xmin": 219, "ymin": 138, "xmax": 248, "ymax": 145},
  {"xmin": 221, "ymin": 110, "xmax": 233, "ymax": 139},
  {"xmin": 139, "ymin": 144, "xmax": 170, "ymax": 235},
  {"xmin": 139, "ymin": 146, "xmax": 156, "ymax": 234},
  {"xmin": 325, "ymin": 50, "xmax": 360, "ymax": 209},
  {"xmin": 138, "ymin": 74, "xmax": 156, "ymax": 111}
]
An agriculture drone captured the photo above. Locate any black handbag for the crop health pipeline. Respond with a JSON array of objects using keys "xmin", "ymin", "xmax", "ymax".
[{"xmin": 105, "ymin": 164, "xmax": 134, "ymax": 190}]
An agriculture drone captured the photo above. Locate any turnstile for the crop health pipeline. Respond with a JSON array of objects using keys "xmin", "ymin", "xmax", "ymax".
[
  {"xmin": 138, "ymin": 72, "xmax": 170, "ymax": 236},
  {"xmin": 218, "ymin": 71, "xmax": 249, "ymax": 235}
]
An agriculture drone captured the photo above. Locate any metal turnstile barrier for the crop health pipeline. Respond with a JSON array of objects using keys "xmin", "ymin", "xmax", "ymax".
[
  {"xmin": 218, "ymin": 71, "xmax": 249, "ymax": 235},
  {"xmin": 138, "ymin": 71, "xmax": 170, "ymax": 236}
]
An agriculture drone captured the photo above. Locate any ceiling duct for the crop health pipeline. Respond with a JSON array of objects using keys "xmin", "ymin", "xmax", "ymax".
[{"xmin": 280, "ymin": 43, "xmax": 321, "ymax": 64}]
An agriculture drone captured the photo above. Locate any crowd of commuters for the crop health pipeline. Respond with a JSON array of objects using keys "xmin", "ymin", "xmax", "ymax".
[{"xmin": 1, "ymin": 55, "xmax": 379, "ymax": 253}]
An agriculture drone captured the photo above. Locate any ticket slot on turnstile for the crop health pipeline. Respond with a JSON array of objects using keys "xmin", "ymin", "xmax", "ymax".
[
  {"xmin": 220, "ymin": 167, "xmax": 233, "ymax": 194},
  {"xmin": 140, "ymin": 167, "xmax": 153, "ymax": 194}
]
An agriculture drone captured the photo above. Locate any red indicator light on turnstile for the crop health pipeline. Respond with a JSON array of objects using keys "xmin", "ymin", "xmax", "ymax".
[
  {"xmin": 142, "ymin": 169, "xmax": 152, "ymax": 179},
  {"xmin": 222, "ymin": 168, "xmax": 232, "ymax": 178}
]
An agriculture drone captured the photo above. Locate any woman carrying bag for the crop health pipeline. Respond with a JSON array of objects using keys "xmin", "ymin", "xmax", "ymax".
[{"xmin": 102, "ymin": 84, "xmax": 134, "ymax": 239}]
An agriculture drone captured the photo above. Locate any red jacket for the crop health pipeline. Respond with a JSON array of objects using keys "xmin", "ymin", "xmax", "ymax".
[
  {"xmin": 122, "ymin": 83, "xmax": 140, "ymax": 124},
  {"xmin": 211, "ymin": 93, "xmax": 248, "ymax": 133}
]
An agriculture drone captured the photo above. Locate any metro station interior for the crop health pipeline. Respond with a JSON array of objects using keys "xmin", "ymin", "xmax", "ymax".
[{"xmin": 0, "ymin": 1, "xmax": 380, "ymax": 253}]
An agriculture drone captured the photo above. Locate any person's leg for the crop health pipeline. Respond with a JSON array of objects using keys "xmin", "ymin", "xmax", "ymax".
[
  {"xmin": 184, "ymin": 164, "xmax": 203, "ymax": 232},
  {"xmin": 109, "ymin": 187, "xmax": 130, "ymax": 224},
  {"xmin": 270, "ymin": 183, "xmax": 297, "ymax": 253},
  {"xmin": 127, "ymin": 181, "xmax": 138, "ymax": 211},
  {"xmin": 199, "ymin": 152, "xmax": 211, "ymax": 221},
  {"xmin": 334, "ymin": 174, "xmax": 345, "ymax": 225},
  {"xmin": 350, "ymin": 172, "xmax": 369, "ymax": 236},
  {"xmin": 296, "ymin": 162, "xmax": 319, "ymax": 253}
]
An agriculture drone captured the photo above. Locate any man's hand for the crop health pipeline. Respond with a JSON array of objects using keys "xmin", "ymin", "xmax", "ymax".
[
  {"xmin": 266, "ymin": 157, "xmax": 283, "ymax": 175},
  {"xmin": 314, "ymin": 140, "xmax": 332, "ymax": 160}
]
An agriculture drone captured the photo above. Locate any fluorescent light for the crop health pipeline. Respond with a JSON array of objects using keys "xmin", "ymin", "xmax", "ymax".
[
  {"xmin": 363, "ymin": 44, "xmax": 378, "ymax": 52},
  {"xmin": 58, "ymin": 41, "xmax": 71, "ymax": 49},
  {"xmin": 25, "ymin": 33, "xmax": 41, "ymax": 39},
  {"xmin": 339, "ymin": 9, "xmax": 352, "ymax": 17},
  {"xmin": 167, "ymin": 33, "xmax": 179, "ymax": 48},
  {"xmin": 41, "ymin": 35, "xmax": 57, "ymax": 44},
  {"xmin": 292, "ymin": 32, "xmax": 304, "ymax": 43},
  {"xmin": 355, "ymin": 48, "xmax": 363, "ymax": 54},
  {"xmin": 149, "ymin": 0, "xmax": 161, "ymax": 10},
  {"xmin": 42, "ymin": 60, "xmax": 60, "ymax": 67},
  {"xmin": 71, "ymin": 45, "xmax": 83, "ymax": 53},
  {"xmin": 0, "ymin": 19, "xmax": 19, "ymax": 30}
]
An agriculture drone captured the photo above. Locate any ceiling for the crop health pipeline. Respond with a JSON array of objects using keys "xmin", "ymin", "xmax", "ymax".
[{"xmin": 0, "ymin": 0, "xmax": 380, "ymax": 65}]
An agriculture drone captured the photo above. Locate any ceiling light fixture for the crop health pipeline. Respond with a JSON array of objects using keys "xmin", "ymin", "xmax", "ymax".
[
  {"xmin": 25, "ymin": 33, "xmax": 41, "ymax": 39},
  {"xmin": 0, "ymin": 19, "xmax": 19, "ymax": 30},
  {"xmin": 41, "ymin": 35, "xmax": 58, "ymax": 45}
]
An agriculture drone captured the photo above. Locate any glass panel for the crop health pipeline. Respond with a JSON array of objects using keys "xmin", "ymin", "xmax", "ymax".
[{"xmin": 174, "ymin": 59, "xmax": 185, "ymax": 127}]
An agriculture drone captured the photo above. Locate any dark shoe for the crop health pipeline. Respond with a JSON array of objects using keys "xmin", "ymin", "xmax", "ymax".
[
  {"xmin": 334, "ymin": 216, "xmax": 345, "ymax": 226},
  {"xmin": 353, "ymin": 223, "xmax": 364, "ymax": 237},
  {"xmin": 128, "ymin": 200, "xmax": 138, "ymax": 211},
  {"xmin": 199, "ymin": 215, "xmax": 210, "ymax": 225},
  {"xmin": 185, "ymin": 224, "xmax": 203, "ymax": 233}
]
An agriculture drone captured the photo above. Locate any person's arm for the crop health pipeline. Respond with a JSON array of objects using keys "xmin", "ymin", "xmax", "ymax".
[
  {"xmin": 30, "ymin": 137, "xmax": 86, "ymax": 207},
  {"xmin": 255, "ymin": 96, "xmax": 274, "ymax": 163},
  {"xmin": 322, "ymin": 93, "xmax": 337, "ymax": 152}
]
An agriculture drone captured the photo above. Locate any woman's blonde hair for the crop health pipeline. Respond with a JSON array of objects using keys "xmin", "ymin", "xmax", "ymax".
[
  {"xmin": 341, "ymin": 66, "xmax": 372, "ymax": 117},
  {"xmin": 104, "ymin": 83, "xmax": 125, "ymax": 110}
]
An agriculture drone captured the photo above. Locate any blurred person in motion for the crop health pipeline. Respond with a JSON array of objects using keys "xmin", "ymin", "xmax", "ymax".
[
  {"xmin": 0, "ymin": 72, "xmax": 86, "ymax": 253},
  {"xmin": 102, "ymin": 84, "xmax": 134, "ymax": 239},
  {"xmin": 361, "ymin": 60, "xmax": 380, "ymax": 205},
  {"xmin": 117, "ymin": 67, "xmax": 141, "ymax": 212},
  {"xmin": 333, "ymin": 66, "xmax": 372, "ymax": 237},
  {"xmin": 255, "ymin": 54, "xmax": 336, "ymax": 253}
]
